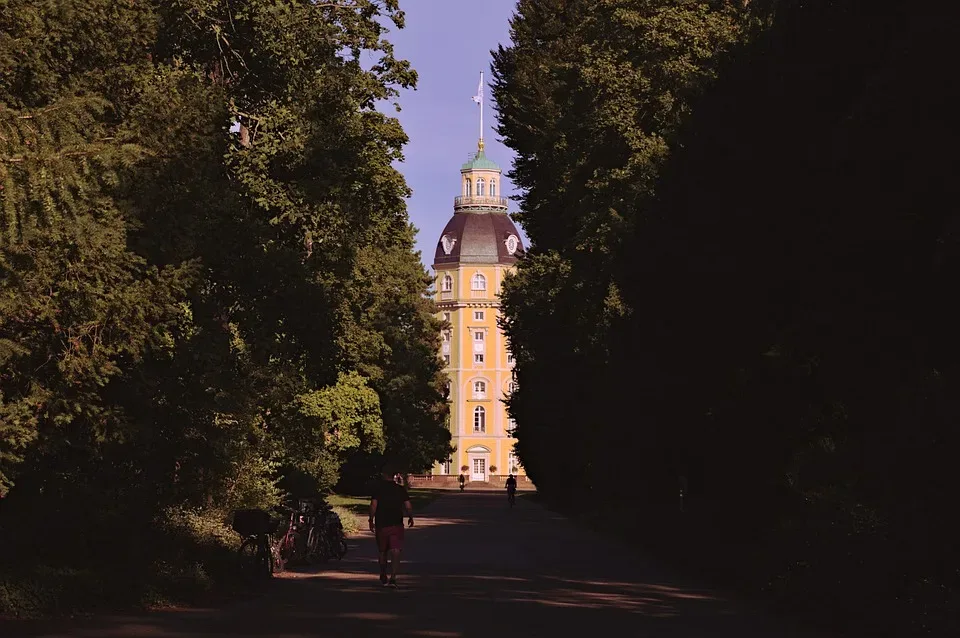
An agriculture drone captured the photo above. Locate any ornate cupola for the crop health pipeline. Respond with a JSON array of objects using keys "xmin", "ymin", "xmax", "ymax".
[
  {"xmin": 434, "ymin": 140, "xmax": 524, "ymax": 267},
  {"xmin": 455, "ymin": 140, "xmax": 508, "ymax": 213}
]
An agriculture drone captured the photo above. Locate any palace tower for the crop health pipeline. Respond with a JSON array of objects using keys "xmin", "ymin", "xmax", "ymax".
[{"xmin": 432, "ymin": 138, "xmax": 524, "ymax": 481}]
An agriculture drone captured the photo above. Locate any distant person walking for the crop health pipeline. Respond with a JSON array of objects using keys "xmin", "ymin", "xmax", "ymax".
[
  {"xmin": 458, "ymin": 473, "xmax": 466, "ymax": 492},
  {"xmin": 505, "ymin": 473, "xmax": 517, "ymax": 507},
  {"xmin": 369, "ymin": 466, "xmax": 414, "ymax": 587}
]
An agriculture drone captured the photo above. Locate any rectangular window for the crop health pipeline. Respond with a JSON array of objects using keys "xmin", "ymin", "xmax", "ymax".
[
  {"xmin": 443, "ymin": 312, "xmax": 451, "ymax": 323},
  {"xmin": 474, "ymin": 331, "xmax": 484, "ymax": 341},
  {"xmin": 507, "ymin": 352, "xmax": 515, "ymax": 365},
  {"xmin": 474, "ymin": 353, "xmax": 484, "ymax": 364},
  {"xmin": 473, "ymin": 408, "xmax": 486, "ymax": 433},
  {"xmin": 474, "ymin": 311, "xmax": 484, "ymax": 321},
  {"xmin": 443, "ymin": 330, "xmax": 451, "ymax": 342},
  {"xmin": 443, "ymin": 354, "xmax": 451, "ymax": 366}
]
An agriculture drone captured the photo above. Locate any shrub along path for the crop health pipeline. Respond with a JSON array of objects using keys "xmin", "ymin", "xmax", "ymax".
[{"xmin": 3, "ymin": 492, "xmax": 831, "ymax": 637}]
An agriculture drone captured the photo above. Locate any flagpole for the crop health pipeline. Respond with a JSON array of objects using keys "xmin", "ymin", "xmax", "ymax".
[{"xmin": 479, "ymin": 71, "xmax": 484, "ymax": 150}]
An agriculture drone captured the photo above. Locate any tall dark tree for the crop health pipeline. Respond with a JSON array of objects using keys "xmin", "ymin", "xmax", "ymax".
[
  {"xmin": 494, "ymin": 0, "xmax": 958, "ymax": 634},
  {"xmin": 337, "ymin": 237, "xmax": 451, "ymax": 485},
  {"xmin": 492, "ymin": 0, "xmax": 745, "ymax": 498}
]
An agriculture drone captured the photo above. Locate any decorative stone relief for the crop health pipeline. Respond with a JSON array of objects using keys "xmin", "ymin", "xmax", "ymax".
[
  {"xmin": 505, "ymin": 234, "xmax": 519, "ymax": 255},
  {"xmin": 441, "ymin": 234, "xmax": 458, "ymax": 255}
]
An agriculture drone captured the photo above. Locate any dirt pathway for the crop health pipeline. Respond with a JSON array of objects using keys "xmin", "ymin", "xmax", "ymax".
[{"xmin": 4, "ymin": 492, "xmax": 826, "ymax": 637}]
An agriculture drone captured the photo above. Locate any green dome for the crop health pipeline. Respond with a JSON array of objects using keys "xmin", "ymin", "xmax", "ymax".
[{"xmin": 461, "ymin": 148, "xmax": 501, "ymax": 172}]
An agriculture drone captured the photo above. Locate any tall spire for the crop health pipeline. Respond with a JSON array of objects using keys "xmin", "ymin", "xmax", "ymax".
[{"xmin": 471, "ymin": 71, "xmax": 484, "ymax": 151}]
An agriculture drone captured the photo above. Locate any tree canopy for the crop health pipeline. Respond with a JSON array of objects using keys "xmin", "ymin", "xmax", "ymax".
[{"xmin": 0, "ymin": 0, "xmax": 448, "ymax": 559}]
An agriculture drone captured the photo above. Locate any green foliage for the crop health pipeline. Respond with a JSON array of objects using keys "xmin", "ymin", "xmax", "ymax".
[
  {"xmin": 337, "ymin": 235, "xmax": 451, "ymax": 484},
  {"xmin": 0, "ymin": 507, "xmax": 242, "ymax": 617},
  {"xmin": 0, "ymin": 0, "xmax": 446, "ymax": 614},
  {"xmin": 282, "ymin": 371, "xmax": 385, "ymax": 490},
  {"xmin": 0, "ymin": 95, "xmax": 192, "ymax": 494}
]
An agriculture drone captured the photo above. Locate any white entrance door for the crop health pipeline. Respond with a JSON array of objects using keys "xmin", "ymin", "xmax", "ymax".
[{"xmin": 471, "ymin": 457, "xmax": 487, "ymax": 482}]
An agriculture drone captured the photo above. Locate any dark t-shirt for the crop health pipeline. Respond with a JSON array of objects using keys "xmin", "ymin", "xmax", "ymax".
[{"xmin": 371, "ymin": 480, "xmax": 410, "ymax": 529}]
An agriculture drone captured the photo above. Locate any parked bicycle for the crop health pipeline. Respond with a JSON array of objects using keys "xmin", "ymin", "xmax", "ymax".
[
  {"xmin": 312, "ymin": 501, "xmax": 348, "ymax": 561},
  {"xmin": 234, "ymin": 498, "xmax": 347, "ymax": 577},
  {"xmin": 232, "ymin": 508, "xmax": 282, "ymax": 580},
  {"xmin": 274, "ymin": 504, "xmax": 310, "ymax": 571}
]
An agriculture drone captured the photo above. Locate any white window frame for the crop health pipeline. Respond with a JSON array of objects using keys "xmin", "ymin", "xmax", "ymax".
[
  {"xmin": 474, "ymin": 353, "xmax": 484, "ymax": 364},
  {"xmin": 442, "ymin": 274, "xmax": 453, "ymax": 292},
  {"xmin": 476, "ymin": 177, "xmax": 485, "ymax": 196},
  {"xmin": 474, "ymin": 310, "xmax": 484, "ymax": 321},
  {"xmin": 443, "ymin": 354, "xmax": 451, "ymax": 366},
  {"xmin": 474, "ymin": 330, "xmax": 484, "ymax": 342},
  {"xmin": 471, "ymin": 273, "xmax": 486, "ymax": 291},
  {"xmin": 473, "ymin": 380, "xmax": 486, "ymax": 399},
  {"xmin": 473, "ymin": 406, "xmax": 486, "ymax": 432},
  {"xmin": 490, "ymin": 179, "xmax": 497, "ymax": 197},
  {"xmin": 464, "ymin": 178, "xmax": 472, "ymax": 196}
]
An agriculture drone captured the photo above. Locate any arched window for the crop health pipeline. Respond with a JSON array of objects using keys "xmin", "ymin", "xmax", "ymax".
[
  {"xmin": 490, "ymin": 179, "xmax": 497, "ymax": 197},
  {"xmin": 471, "ymin": 273, "xmax": 486, "ymax": 291},
  {"xmin": 476, "ymin": 177, "xmax": 485, "ymax": 196},
  {"xmin": 464, "ymin": 179, "xmax": 472, "ymax": 196},
  {"xmin": 473, "ymin": 380, "xmax": 486, "ymax": 399},
  {"xmin": 473, "ymin": 406, "xmax": 486, "ymax": 432},
  {"xmin": 442, "ymin": 274, "xmax": 453, "ymax": 292}
]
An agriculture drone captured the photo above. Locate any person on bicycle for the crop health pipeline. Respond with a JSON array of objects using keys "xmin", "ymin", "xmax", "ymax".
[
  {"xmin": 505, "ymin": 473, "xmax": 517, "ymax": 505},
  {"xmin": 369, "ymin": 465, "xmax": 414, "ymax": 587}
]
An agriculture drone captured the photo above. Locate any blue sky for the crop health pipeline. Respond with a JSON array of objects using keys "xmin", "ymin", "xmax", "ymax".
[{"xmin": 377, "ymin": 0, "xmax": 525, "ymax": 269}]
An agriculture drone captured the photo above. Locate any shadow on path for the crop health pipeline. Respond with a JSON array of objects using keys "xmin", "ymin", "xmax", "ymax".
[{"xmin": 3, "ymin": 493, "xmax": 828, "ymax": 638}]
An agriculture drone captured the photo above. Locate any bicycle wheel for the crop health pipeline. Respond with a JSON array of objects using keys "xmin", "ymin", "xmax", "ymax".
[
  {"xmin": 317, "ymin": 533, "xmax": 332, "ymax": 562},
  {"xmin": 239, "ymin": 537, "xmax": 271, "ymax": 579},
  {"xmin": 305, "ymin": 528, "xmax": 319, "ymax": 564}
]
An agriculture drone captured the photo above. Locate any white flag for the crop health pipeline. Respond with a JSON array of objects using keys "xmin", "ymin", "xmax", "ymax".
[{"xmin": 472, "ymin": 74, "xmax": 483, "ymax": 104}]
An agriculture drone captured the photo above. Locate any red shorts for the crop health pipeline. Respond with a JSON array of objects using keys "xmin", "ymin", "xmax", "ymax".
[{"xmin": 376, "ymin": 525, "xmax": 405, "ymax": 552}]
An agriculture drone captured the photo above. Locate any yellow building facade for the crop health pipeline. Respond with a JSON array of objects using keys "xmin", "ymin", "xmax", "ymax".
[{"xmin": 432, "ymin": 141, "xmax": 524, "ymax": 482}]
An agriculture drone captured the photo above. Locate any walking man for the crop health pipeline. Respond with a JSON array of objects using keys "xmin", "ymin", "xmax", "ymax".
[
  {"xmin": 369, "ymin": 466, "xmax": 414, "ymax": 587},
  {"xmin": 505, "ymin": 473, "xmax": 517, "ymax": 507}
]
